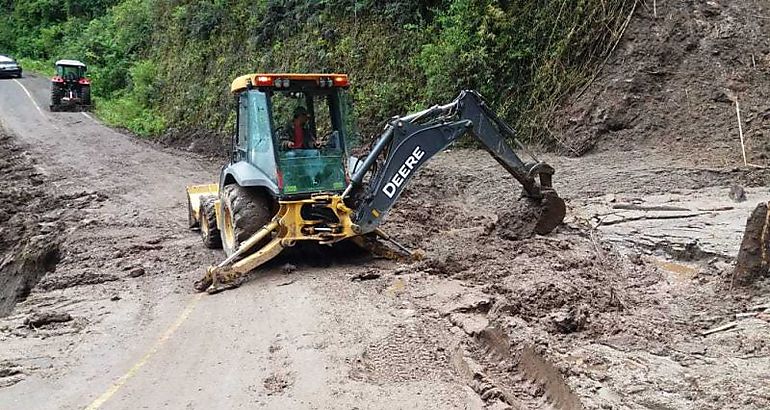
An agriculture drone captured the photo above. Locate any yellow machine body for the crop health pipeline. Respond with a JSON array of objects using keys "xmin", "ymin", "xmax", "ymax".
[
  {"xmin": 186, "ymin": 184, "xmax": 219, "ymax": 227},
  {"xmin": 193, "ymin": 193, "xmax": 372, "ymax": 292}
]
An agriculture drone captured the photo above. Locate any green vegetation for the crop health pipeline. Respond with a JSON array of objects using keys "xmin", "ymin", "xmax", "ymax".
[
  {"xmin": 16, "ymin": 57, "xmax": 53, "ymax": 76},
  {"xmin": 0, "ymin": 0, "xmax": 634, "ymax": 143}
]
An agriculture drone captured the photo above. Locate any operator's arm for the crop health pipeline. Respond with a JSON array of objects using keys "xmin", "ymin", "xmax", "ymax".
[{"xmin": 277, "ymin": 124, "xmax": 294, "ymax": 149}]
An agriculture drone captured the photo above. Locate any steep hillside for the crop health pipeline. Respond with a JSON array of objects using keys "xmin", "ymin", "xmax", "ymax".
[{"xmin": 555, "ymin": 0, "xmax": 770, "ymax": 167}]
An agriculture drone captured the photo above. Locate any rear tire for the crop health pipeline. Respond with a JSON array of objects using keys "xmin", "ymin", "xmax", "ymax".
[
  {"xmin": 200, "ymin": 196, "xmax": 222, "ymax": 249},
  {"xmin": 81, "ymin": 85, "xmax": 91, "ymax": 106},
  {"xmin": 50, "ymin": 84, "xmax": 63, "ymax": 112},
  {"xmin": 220, "ymin": 185, "xmax": 273, "ymax": 257}
]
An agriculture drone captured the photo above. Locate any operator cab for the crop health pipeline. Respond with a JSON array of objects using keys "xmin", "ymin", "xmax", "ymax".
[
  {"xmin": 54, "ymin": 59, "xmax": 87, "ymax": 82},
  {"xmin": 229, "ymin": 74, "xmax": 356, "ymax": 198}
]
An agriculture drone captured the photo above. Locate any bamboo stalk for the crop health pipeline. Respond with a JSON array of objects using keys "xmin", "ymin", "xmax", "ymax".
[
  {"xmin": 735, "ymin": 100, "xmax": 748, "ymax": 166},
  {"xmin": 575, "ymin": 0, "xmax": 639, "ymax": 99}
]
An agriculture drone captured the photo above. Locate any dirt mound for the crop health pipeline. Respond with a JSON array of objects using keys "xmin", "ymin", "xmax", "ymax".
[
  {"xmin": 492, "ymin": 200, "xmax": 542, "ymax": 241},
  {"xmin": 555, "ymin": 1, "xmax": 770, "ymax": 166},
  {"xmin": 388, "ymin": 153, "xmax": 633, "ymax": 338},
  {"xmin": 382, "ymin": 148, "xmax": 770, "ymax": 408},
  {"xmin": 0, "ymin": 133, "xmax": 64, "ymax": 317},
  {"xmin": 158, "ymin": 127, "xmax": 228, "ymax": 158}
]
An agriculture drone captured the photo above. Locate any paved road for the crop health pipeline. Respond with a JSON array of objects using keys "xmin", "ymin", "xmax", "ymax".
[{"xmin": 0, "ymin": 75, "xmax": 466, "ymax": 409}]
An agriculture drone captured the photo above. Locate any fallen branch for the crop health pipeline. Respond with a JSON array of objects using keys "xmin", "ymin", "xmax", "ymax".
[
  {"xmin": 700, "ymin": 321, "xmax": 737, "ymax": 336},
  {"xmin": 696, "ymin": 206, "xmax": 734, "ymax": 212},
  {"xmin": 612, "ymin": 204, "xmax": 691, "ymax": 212},
  {"xmin": 600, "ymin": 213, "xmax": 704, "ymax": 226},
  {"xmin": 590, "ymin": 216, "xmax": 608, "ymax": 267}
]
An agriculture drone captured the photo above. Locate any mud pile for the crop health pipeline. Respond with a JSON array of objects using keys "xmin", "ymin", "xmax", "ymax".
[
  {"xmin": 159, "ymin": 127, "xmax": 228, "ymax": 158},
  {"xmin": 555, "ymin": 0, "xmax": 770, "ymax": 166},
  {"xmin": 0, "ymin": 133, "xmax": 63, "ymax": 317},
  {"xmin": 384, "ymin": 149, "xmax": 770, "ymax": 409}
]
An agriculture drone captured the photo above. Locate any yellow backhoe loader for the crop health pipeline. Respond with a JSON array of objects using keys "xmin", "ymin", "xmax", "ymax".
[{"xmin": 187, "ymin": 73, "xmax": 566, "ymax": 293}]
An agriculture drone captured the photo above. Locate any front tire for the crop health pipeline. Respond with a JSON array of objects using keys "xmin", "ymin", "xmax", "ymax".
[
  {"xmin": 200, "ymin": 196, "xmax": 222, "ymax": 249},
  {"xmin": 220, "ymin": 185, "xmax": 273, "ymax": 257}
]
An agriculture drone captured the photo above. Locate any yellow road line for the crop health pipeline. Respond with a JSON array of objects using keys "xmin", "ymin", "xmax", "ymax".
[
  {"xmin": 84, "ymin": 294, "xmax": 203, "ymax": 410},
  {"xmin": 13, "ymin": 79, "xmax": 44, "ymax": 116}
]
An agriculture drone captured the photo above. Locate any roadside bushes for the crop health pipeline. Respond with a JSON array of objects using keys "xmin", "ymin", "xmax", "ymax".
[{"xmin": 1, "ymin": 0, "xmax": 635, "ymax": 145}]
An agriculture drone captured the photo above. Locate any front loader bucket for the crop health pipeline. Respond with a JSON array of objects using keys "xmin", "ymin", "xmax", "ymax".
[{"xmin": 186, "ymin": 184, "xmax": 219, "ymax": 229}]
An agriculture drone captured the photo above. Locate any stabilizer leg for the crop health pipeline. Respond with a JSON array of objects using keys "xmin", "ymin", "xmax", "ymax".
[
  {"xmin": 350, "ymin": 229, "xmax": 423, "ymax": 261},
  {"xmin": 204, "ymin": 237, "xmax": 286, "ymax": 294},
  {"xmin": 194, "ymin": 220, "xmax": 282, "ymax": 293}
]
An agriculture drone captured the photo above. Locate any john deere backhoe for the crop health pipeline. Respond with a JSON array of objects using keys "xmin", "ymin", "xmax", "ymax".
[{"xmin": 187, "ymin": 73, "xmax": 566, "ymax": 293}]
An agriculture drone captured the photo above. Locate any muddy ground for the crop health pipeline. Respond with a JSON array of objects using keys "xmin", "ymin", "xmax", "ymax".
[
  {"xmin": 385, "ymin": 148, "xmax": 770, "ymax": 409},
  {"xmin": 3, "ymin": 127, "xmax": 768, "ymax": 409},
  {"xmin": 1, "ymin": 1, "xmax": 770, "ymax": 409},
  {"xmin": 0, "ymin": 133, "xmax": 62, "ymax": 319}
]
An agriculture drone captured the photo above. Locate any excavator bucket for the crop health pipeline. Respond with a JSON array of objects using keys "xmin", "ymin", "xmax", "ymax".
[
  {"xmin": 186, "ymin": 184, "xmax": 218, "ymax": 229},
  {"xmin": 534, "ymin": 191, "xmax": 567, "ymax": 235}
]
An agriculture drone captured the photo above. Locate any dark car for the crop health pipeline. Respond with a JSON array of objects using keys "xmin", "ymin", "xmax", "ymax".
[{"xmin": 0, "ymin": 55, "xmax": 22, "ymax": 78}]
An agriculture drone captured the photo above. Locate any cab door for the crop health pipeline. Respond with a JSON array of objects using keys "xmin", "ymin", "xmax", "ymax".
[
  {"xmin": 246, "ymin": 90, "xmax": 278, "ymax": 182},
  {"xmin": 233, "ymin": 93, "xmax": 249, "ymax": 163}
]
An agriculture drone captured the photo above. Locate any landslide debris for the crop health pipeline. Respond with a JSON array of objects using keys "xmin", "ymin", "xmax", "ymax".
[
  {"xmin": 555, "ymin": 0, "xmax": 770, "ymax": 167},
  {"xmin": 159, "ymin": 127, "xmax": 228, "ymax": 158},
  {"xmin": 0, "ymin": 133, "xmax": 63, "ymax": 317},
  {"xmin": 491, "ymin": 200, "xmax": 543, "ymax": 241},
  {"xmin": 734, "ymin": 202, "xmax": 770, "ymax": 286},
  {"xmin": 24, "ymin": 310, "xmax": 73, "ymax": 328},
  {"xmin": 384, "ymin": 147, "xmax": 770, "ymax": 409}
]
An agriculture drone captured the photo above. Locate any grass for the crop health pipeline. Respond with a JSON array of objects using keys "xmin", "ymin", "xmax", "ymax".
[
  {"xmin": 17, "ymin": 58, "xmax": 54, "ymax": 77},
  {"xmin": 93, "ymin": 95, "xmax": 166, "ymax": 137}
]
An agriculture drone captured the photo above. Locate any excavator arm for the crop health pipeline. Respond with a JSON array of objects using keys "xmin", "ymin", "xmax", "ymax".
[{"xmin": 346, "ymin": 90, "xmax": 565, "ymax": 235}]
